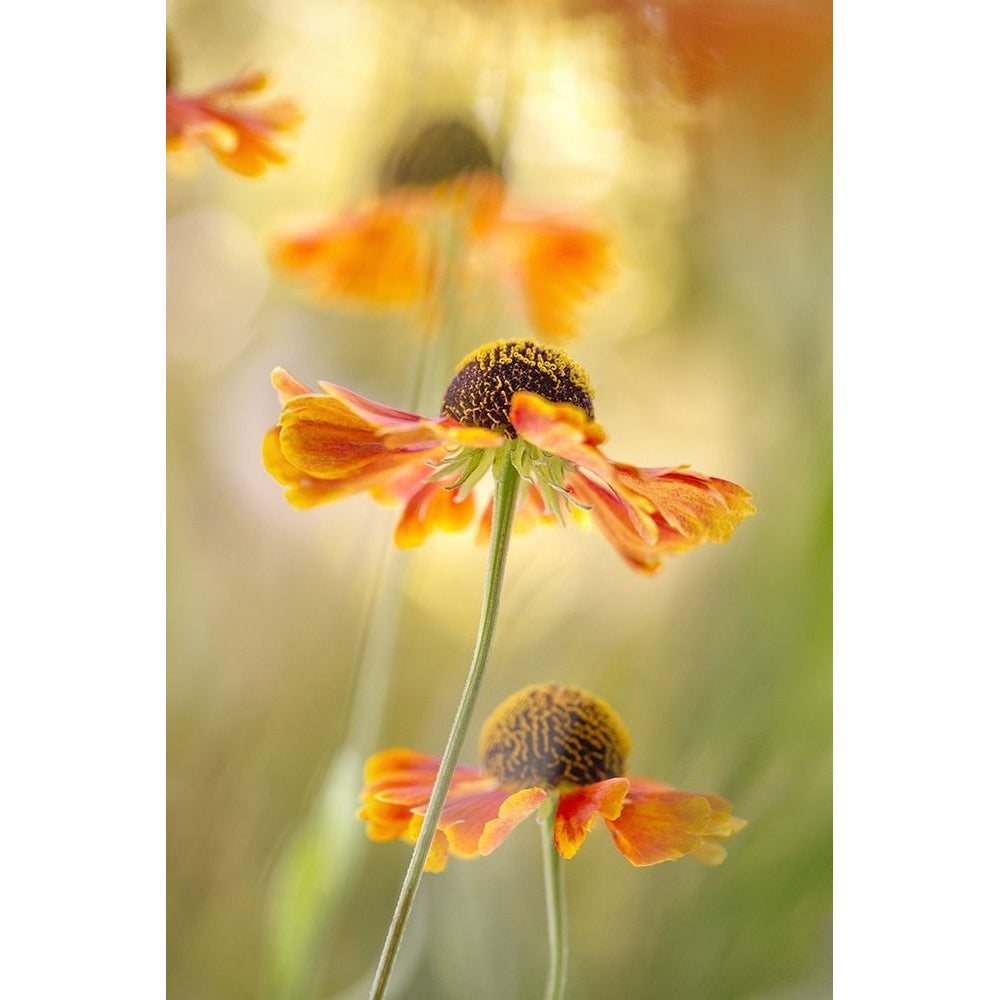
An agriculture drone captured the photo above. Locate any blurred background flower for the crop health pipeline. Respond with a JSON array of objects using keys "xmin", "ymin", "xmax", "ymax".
[
  {"xmin": 166, "ymin": 35, "xmax": 302, "ymax": 177},
  {"xmin": 167, "ymin": 0, "xmax": 831, "ymax": 997}
]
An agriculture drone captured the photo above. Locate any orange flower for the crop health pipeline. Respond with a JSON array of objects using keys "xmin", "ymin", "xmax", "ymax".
[
  {"xmin": 359, "ymin": 684, "xmax": 746, "ymax": 871},
  {"xmin": 166, "ymin": 70, "xmax": 302, "ymax": 177},
  {"xmin": 271, "ymin": 171, "xmax": 611, "ymax": 339},
  {"xmin": 263, "ymin": 339, "xmax": 754, "ymax": 573}
]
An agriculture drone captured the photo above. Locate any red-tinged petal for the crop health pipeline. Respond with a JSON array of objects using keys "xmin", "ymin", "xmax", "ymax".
[
  {"xmin": 394, "ymin": 482, "xmax": 476, "ymax": 548},
  {"xmin": 277, "ymin": 394, "xmax": 442, "ymax": 485},
  {"xmin": 314, "ymin": 381, "xmax": 441, "ymax": 431},
  {"xmin": 615, "ymin": 465, "xmax": 755, "ymax": 547},
  {"xmin": 265, "ymin": 372, "xmax": 482, "ymax": 517},
  {"xmin": 567, "ymin": 473, "xmax": 664, "ymax": 572},
  {"xmin": 566, "ymin": 463, "xmax": 753, "ymax": 574},
  {"xmin": 553, "ymin": 778, "xmax": 630, "ymax": 860},
  {"xmin": 606, "ymin": 777, "xmax": 745, "ymax": 867},
  {"xmin": 314, "ymin": 381, "xmax": 494, "ymax": 452},
  {"xmin": 278, "ymin": 395, "xmax": 398, "ymax": 475},
  {"xmin": 508, "ymin": 389, "xmax": 754, "ymax": 572},
  {"xmin": 380, "ymin": 420, "xmax": 505, "ymax": 451},
  {"xmin": 359, "ymin": 749, "xmax": 502, "ymax": 870},
  {"xmin": 509, "ymin": 391, "xmax": 609, "ymax": 457},
  {"xmin": 479, "ymin": 788, "xmax": 549, "ymax": 856}
]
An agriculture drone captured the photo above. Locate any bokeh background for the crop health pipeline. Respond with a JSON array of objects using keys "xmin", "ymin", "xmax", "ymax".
[{"xmin": 166, "ymin": 1, "xmax": 832, "ymax": 998}]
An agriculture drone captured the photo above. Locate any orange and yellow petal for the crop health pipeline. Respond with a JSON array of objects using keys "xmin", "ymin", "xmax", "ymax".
[
  {"xmin": 358, "ymin": 748, "xmax": 543, "ymax": 871},
  {"xmin": 264, "ymin": 370, "xmax": 502, "ymax": 530},
  {"xmin": 479, "ymin": 787, "xmax": 550, "ymax": 855},
  {"xmin": 268, "ymin": 372, "xmax": 445, "ymax": 493},
  {"xmin": 262, "ymin": 426, "xmax": 368, "ymax": 509},
  {"xmin": 394, "ymin": 482, "xmax": 476, "ymax": 548},
  {"xmin": 614, "ymin": 465, "xmax": 755, "ymax": 548},
  {"xmin": 553, "ymin": 778, "xmax": 630, "ymax": 860},
  {"xmin": 271, "ymin": 206, "xmax": 429, "ymax": 305},
  {"xmin": 509, "ymin": 390, "xmax": 753, "ymax": 572},
  {"xmin": 359, "ymin": 748, "xmax": 484, "ymax": 866},
  {"xmin": 499, "ymin": 218, "xmax": 613, "ymax": 339},
  {"xmin": 605, "ymin": 777, "xmax": 746, "ymax": 867},
  {"xmin": 509, "ymin": 392, "xmax": 612, "ymax": 476},
  {"xmin": 166, "ymin": 72, "xmax": 301, "ymax": 177}
]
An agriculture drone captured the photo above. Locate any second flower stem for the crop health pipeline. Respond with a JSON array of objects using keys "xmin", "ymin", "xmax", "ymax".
[
  {"xmin": 367, "ymin": 455, "xmax": 522, "ymax": 1000},
  {"xmin": 542, "ymin": 805, "xmax": 568, "ymax": 1000}
]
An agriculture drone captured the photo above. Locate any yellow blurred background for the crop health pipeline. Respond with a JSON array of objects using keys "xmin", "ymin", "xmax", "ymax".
[{"xmin": 167, "ymin": 1, "xmax": 831, "ymax": 998}]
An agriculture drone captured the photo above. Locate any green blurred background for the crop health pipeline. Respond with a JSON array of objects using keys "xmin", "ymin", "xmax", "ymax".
[{"xmin": 167, "ymin": 1, "xmax": 831, "ymax": 998}]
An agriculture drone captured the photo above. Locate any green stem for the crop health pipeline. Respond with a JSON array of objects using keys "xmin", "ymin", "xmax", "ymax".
[
  {"xmin": 367, "ymin": 455, "xmax": 522, "ymax": 1000},
  {"xmin": 541, "ymin": 805, "xmax": 568, "ymax": 1000}
]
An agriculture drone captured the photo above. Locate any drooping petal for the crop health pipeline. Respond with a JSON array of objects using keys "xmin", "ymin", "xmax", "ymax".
[
  {"xmin": 509, "ymin": 391, "xmax": 611, "ymax": 471},
  {"xmin": 265, "ymin": 371, "xmax": 446, "ymax": 507},
  {"xmin": 261, "ymin": 426, "xmax": 366, "ymax": 509},
  {"xmin": 614, "ymin": 465, "xmax": 756, "ymax": 547},
  {"xmin": 479, "ymin": 788, "xmax": 549, "ymax": 855},
  {"xmin": 510, "ymin": 389, "xmax": 753, "ymax": 573},
  {"xmin": 395, "ymin": 481, "xmax": 476, "ymax": 548},
  {"xmin": 357, "ymin": 749, "xmax": 442, "ymax": 845},
  {"xmin": 498, "ymin": 217, "xmax": 613, "ymax": 339},
  {"xmin": 166, "ymin": 72, "xmax": 301, "ymax": 177},
  {"xmin": 605, "ymin": 777, "xmax": 746, "ymax": 867},
  {"xmin": 357, "ymin": 748, "xmax": 540, "ymax": 871},
  {"xmin": 264, "ymin": 370, "xmax": 506, "ymax": 543},
  {"xmin": 271, "ymin": 204, "xmax": 430, "ymax": 305},
  {"xmin": 553, "ymin": 778, "xmax": 630, "ymax": 860}
]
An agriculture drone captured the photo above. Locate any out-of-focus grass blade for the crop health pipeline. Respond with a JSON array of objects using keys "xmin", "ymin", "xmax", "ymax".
[{"xmin": 264, "ymin": 746, "xmax": 367, "ymax": 1000}]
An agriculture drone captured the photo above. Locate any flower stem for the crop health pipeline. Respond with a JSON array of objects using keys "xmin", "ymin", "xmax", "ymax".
[
  {"xmin": 541, "ymin": 806, "xmax": 569, "ymax": 1000},
  {"xmin": 367, "ymin": 455, "xmax": 522, "ymax": 1000}
]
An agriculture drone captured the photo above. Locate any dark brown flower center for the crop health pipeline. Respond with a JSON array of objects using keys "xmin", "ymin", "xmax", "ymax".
[
  {"xmin": 440, "ymin": 340, "xmax": 595, "ymax": 438},
  {"xmin": 379, "ymin": 117, "xmax": 501, "ymax": 191},
  {"xmin": 479, "ymin": 684, "xmax": 631, "ymax": 789}
]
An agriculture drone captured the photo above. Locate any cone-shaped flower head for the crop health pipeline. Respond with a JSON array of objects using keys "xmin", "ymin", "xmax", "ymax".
[
  {"xmin": 264, "ymin": 339, "xmax": 754, "ymax": 573},
  {"xmin": 359, "ymin": 684, "xmax": 745, "ymax": 871}
]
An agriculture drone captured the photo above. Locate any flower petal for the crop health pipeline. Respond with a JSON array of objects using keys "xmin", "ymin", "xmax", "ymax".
[
  {"xmin": 509, "ymin": 391, "xmax": 610, "ymax": 465},
  {"xmin": 394, "ymin": 482, "xmax": 476, "ymax": 548},
  {"xmin": 553, "ymin": 778, "xmax": 630, "ymax": 859},
  {"xmin": 358, "ymin": 749, "xmax": 532, "ymax": 872},
  {"xmin": 510, "ymin": 389, "xmax": 753, "ymax": 572},
  {"xmin": 261, "ymin": 425, "xmax": 365, "ymax": 509},
  {"xmin": 271, "ymin": 204, "xmax": 429, "ymax": 305},
  {"xmin": 615, "ymin": 465, "xmax": 755, "ymax": 546},
  {"xmin": 500, "ymin": 218, "xmax": 612, "ymax": 338},
  {"xmin": 479, "ymin": 788, "xmax": 549, "ymax": 856},
  {"xmin": 265, "ymin": 373, "xmax": 450, "ymax": 510},
  {"xmin": 166, "ymin": 72, "xmax": 301, "ymax": 177},
  {"xmin": 571, "ymin": 464, "xmax": 753, "ymax": 574},
  {"xmin": 605, "ymin": 777, "xmax": 746, "ymax": 867}
]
